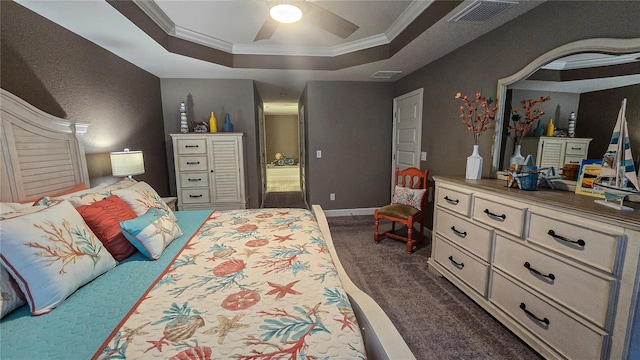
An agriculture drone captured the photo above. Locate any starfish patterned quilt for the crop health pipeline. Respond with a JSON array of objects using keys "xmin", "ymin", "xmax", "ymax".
[{"xmin": 94, "ymin": 208, "xmax": 366, "ymax": 359}]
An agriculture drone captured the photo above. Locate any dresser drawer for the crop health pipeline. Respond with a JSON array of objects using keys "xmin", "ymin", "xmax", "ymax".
[
  {"xmin": 180, "ymin": 189, "xmax": 211, "ymax": 204},
  {"xmin": 494, "ymin": 235, "xmax": 615, "ymax": 329},
  {"xmin": 564, "ymin": 141, "xmax": 588, "ymax": 156},
  {"xmin": 472, "ymin": 196, "xmax": 525, "ymax": 237},
  {"xmin": 176, "ymin": 139, "xmax": 206, "ymax": 154},
  {"xmin": 435, "ymin": 209, "xmax": 493, "ymax": 262},
  {"xmin": 563, "ymin": 155, "xmax": 584, "ymax": 166},
  {"xmin": 177, "ymin": 156, "xmax": 208, "ymax": 171},
  {"xmin": 527, "ymin": 211, "xmax": 623, "ymax": 274},
  {"xmin": 436, "ymin": 185, "xmax": 472, "ymax": 216},
  {"xmin": 491, "ymin": 271, "xmax": 607, "ymax": 360},
  {"xmin": 179, "ymin": 173, "xmax": 210, "ymax": 188},
  {"xmin": 433, "ymin": 236, "xmax": 489, "ymax": 297}
]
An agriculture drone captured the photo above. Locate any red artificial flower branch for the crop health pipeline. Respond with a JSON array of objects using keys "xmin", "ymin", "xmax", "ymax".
[
  {"xmin": 455, "ymin": 92, "xmax": 499, "ymax": 145},
  {"xmin": 508, "ymin": 95, "xmax": 551, "ymax": 145}
]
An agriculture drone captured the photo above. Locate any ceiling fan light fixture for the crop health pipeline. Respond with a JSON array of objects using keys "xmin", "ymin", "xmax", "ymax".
[{"xmin": 270, "ymin": 3, "xmax": 302, "ymax": 24}]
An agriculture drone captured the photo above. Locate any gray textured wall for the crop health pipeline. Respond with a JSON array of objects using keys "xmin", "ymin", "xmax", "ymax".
[
  {"xmin": 265, "ymin": 115, "xmax": 299, "ymax": 164},
  {"xmin": 0, "ymin": 1, "xmax": 169, "ymax": 194},
  {"xmin": 305, "ymin": 81, "xmax": 394, "ymax": 209},
  {"xmin": 395, "ymin": 1, "xmax": 640, "ymax": 179},
  {"xmin": 160, "ymin": 79, "xmax": 260, "ymax": 208}
]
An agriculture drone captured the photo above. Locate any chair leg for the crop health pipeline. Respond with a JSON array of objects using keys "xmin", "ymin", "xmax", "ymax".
[
  {"xmin": 374, "ymin": 216, "xmax": 380, "ymax": 243},
  {"xmin": 406, "ymin": 224, "xmax": 413, "ymax": 254}
]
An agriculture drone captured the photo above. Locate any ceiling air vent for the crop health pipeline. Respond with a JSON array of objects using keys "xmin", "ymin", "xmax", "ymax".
[
  {"xmin": 449, "ymin": 0, "xmax": 518, "ymax": 23},
  {"xmin": 372, "ymin": 71, "xmax": 402, "ymax": 80}
]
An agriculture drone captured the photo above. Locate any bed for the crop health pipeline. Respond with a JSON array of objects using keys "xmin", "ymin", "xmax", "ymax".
[{"xmin": 0, "ymin": 89, "xmax": 414, "ymax": 359}]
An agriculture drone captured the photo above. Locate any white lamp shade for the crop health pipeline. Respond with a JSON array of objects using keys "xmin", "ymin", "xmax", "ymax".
[
  {"xmin": 110, "ymin": 150, "xmax": 145, "ymax": 177},
  {"xmin": 270, "ymin": 3, "xmax": 302, "ymax": 23}
]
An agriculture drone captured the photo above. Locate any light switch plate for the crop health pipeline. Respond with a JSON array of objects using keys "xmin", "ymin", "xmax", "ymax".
[{"xmin": 421, "ymin": 151, "xmax": 427, "ymax": 161}]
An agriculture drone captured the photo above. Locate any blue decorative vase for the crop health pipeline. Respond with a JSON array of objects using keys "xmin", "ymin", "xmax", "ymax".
[{"xmin": 222, "ymin": 114, "xmax": 234, "ymax": 132}]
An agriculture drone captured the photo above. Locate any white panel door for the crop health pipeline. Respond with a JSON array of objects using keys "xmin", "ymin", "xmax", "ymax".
[{"xmin": 392, "ymin": 88, "xmax": 423, "ymax": 194}]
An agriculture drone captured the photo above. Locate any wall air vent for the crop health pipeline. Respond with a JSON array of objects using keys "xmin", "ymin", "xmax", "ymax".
[
  {"xmin": 449, "ymin": 0, "xmax": 518, "ymax": 23},
  {"xmin": 372, "ymin": 71, "xmax": 402, "ymax": 80}
]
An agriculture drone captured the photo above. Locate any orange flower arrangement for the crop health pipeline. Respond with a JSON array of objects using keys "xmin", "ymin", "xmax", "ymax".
[
  {"xmin": 509, "ymin": 95, "xmax": 551, "ymax": 145},
  {"xmin": 455, "ymin": 92, "xmax": 499, "ymax": 145}
]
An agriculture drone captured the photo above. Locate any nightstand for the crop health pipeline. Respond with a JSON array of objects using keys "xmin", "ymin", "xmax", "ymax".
[{"xmin": 162, "ymin": 196, "xmax": 177, "ymax": 211}]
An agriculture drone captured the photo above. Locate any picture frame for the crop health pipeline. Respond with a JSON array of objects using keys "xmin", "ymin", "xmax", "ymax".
[{"xmin": 574, "ymin": 158, "xmax": 605, "ymax": 198}]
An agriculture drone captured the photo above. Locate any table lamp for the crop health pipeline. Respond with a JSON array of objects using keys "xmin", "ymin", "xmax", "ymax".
[{"xmin": 110, "ymin": 148, "xmax": 145, "ymax": 180}]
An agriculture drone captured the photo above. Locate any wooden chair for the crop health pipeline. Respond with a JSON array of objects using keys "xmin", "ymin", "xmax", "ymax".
[{"xmin": 374, "ymin": 167, "xmax": 429, "ymax": 253}]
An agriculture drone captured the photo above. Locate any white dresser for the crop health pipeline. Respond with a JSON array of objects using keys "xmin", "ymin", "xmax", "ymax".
[
  {"xmin": 170, "ymin": 133, "xmax": 247, "ymax": 211},
  {"xmin": 429, "ymin": 176, "xmax": 640, "ymax": 359},
  {"xmin": 520, "ymin": 137, "xmax": 592, "ymax": 169}
]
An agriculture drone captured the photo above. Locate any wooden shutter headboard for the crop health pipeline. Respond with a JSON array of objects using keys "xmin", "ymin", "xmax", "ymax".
[{"xmin": 0, "ymin": 89, "xmax": 90, "ymax": 203}]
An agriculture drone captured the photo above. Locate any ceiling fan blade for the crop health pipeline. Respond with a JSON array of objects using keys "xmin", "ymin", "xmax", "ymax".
[
  {"xmin": 305, "ymin": 2, "xmax": 359, "ymax": 39},
  {"xmin": 254, "ymin": 16, "xmax": 279, "ymax": 41}
]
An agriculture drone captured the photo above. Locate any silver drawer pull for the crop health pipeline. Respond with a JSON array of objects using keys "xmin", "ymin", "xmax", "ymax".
[
  {"xmin": 189, "ymin": 194, "xmax": 203, "ymax": 198},
  {"xmin": 444, "ymin": 196, "xmax": 459, "ymax": 205},
  {"xmin": 188, "ymin": 178, "xmax": 202, "ymax": 182},
  {"xmin": 524, "ymin": 262, "xmax": 555, "ymax": 281},
  {"xmin": 483, "ymin": 208, "xmax": 506, "ymax": 221},
  {"xmin": 547, "ymin": 230, "xmax": 585, "ymax": 247},
  {"xmin": 520, "ymin": 302, "xmax": 550, "ymax": 326},
  {"xmin": 185, "ymin": 145, "xmax": 199, "ymax": 148},
  {"xmin": 448, "ymin": 256, "xmax": 464, "ymax": 269},
  {"xmin": 450, "ymin": 226, "xmax": 467, "ymax": 238},
  {"xmin": 186, "ymin": 161, "xmax": 200, "ymax": 165}
]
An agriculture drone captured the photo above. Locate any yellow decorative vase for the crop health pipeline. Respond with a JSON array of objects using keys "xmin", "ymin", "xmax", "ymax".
[
  {"xmin": 209, "ymin": 112, "xmax": 218, "ymax": 133},
  {"xmin": 545, "ymin": 118, "xmax": 554, "ymax": 136}
]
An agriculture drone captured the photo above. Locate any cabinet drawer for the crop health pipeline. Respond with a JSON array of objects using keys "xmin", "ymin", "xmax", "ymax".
[
  {"xmin": 433, "ymin": 236, "xmax": 488, "ymax": 297},
  {"xmin": 563, "ymin": 155, "xmax": 584, "ymax": 166},
  {"xmin": 178, "ymin": 156, "xmax": 208, "ymax": 171},
  {"xmin": 180, "ymin": 189, "xmax": 211, "ymax": 204},
  {"xmin": 179, "ymin": 173, "xmax": 210, "ymax": 188},
  {"xmin": 528, "ymin": 211, "xmax": 622, "ymax": 274},
  {"xmin": 176, "ymin": 139, "xmax": 206, "ymax": 154},
  {"xmin": 564, "ymin": 142, "xmax": 588, "ymax": 156},
  {"xmin": 494, "ymin": 235, "xmax": 614, "ymax": 329},
  {"xmin": 436, "ymin": 185, "xmax": 472, "ymax": 216},
  {"xmin": 491, "ymin": 271, "xmax": 607, "ymax": 360},
  {"xmin": 435, "ymin": 209, "xmax": 493, "ymax": 262},
  {"xmin": 472, "ymin": 196, "xmax": 525, "ymax": 237}
]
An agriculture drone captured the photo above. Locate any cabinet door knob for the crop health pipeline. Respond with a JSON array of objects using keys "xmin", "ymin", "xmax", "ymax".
[
  {"xmin": 484, "ymin": 208, "xmax": 506, "ymax": 221},
  {"xmin": 448, "ymin": 256, "xmax": 464, "ymax": 269},
  {"xmin": 547, "ymin": 230, "xmax": 585, "ymax": 247},
  {"xmin": 444, "ymin": 196, "xmax": 459, "ymax": 205},
  {"xmin": 519, "ymin": 303, "xmax": 550, "ymax": 326},
  {"xmin": 524, "ymin": 262, "xmax": 555, "ymax": 281}
]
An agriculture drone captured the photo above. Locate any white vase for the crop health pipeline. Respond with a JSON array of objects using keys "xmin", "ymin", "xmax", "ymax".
[
  {"xmin": 510, "ymin": 144, "xmax": 525, "ymax": 166},
  {"xmin": 466, "ymin": 144, "xmax": 483, "ymax": 180}
]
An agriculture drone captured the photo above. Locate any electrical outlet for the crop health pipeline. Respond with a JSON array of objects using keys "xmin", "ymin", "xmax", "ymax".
[
  {"xmin": 330, "ymin": 193, "xmax": 335, "ymax": 201},
  {"xmin": 316, "ymin": 150, "xmax": 322, "ymax": 158}
]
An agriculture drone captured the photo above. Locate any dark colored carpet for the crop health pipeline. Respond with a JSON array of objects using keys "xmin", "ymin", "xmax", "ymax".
[
  {"xmin": 262, "ymin": 191, "xmax": 308, "ymax": 209},
  {"xmin": 327, "ymin": 215, "xmax": 543, "ymax": 360}
]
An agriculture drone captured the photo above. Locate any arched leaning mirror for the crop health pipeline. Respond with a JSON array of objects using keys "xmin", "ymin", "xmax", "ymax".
[{"xmin": 491, "ymin": 38, "xmax": 640, "ymax": 176}]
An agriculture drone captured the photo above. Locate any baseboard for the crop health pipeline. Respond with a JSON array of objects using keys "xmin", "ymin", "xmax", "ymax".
[{"xmin": 323, "ymin": 207, "xmax": 377, "ymax": 217}]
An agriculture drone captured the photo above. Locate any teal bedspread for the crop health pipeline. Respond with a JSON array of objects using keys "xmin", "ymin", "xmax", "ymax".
[{"xmin": 0, "ymin": 210, "xmax": 211, "ymax": 360}]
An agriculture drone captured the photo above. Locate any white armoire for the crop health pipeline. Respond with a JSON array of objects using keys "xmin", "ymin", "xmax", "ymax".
[{"xmin": 170, "ymin": 133, "xmax": 247, "ymax": 210}]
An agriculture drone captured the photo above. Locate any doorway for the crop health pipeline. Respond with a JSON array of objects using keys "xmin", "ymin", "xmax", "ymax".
[{"xmin": 391, "ymin": 89, "xmax": 424, "ymax": 196}]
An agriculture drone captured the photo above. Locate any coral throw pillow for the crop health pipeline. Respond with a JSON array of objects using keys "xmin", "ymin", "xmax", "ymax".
[{"xmin": 76, "ymin": 195, "xmax": 138, "ymax": 261}]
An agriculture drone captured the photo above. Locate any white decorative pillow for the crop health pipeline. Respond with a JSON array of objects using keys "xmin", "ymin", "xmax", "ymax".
[
  {"xmin": 392, "ymin": 185, "xmax": 426, "ymax": 210},
  {"xmin": 0, "ymin": 202, "xmax": 32, "ymax": 215},
  {"xmin": 0, "ymin": 265, "xmax": 26, "ymax": 319},
  {"xmin": 33, "ymin": 178, "xmax": 136, "ymax": 207},
  {"xmin": 0, "ymin": 204, "xmax": 52, "ymax": 220},
  {"xmin": 0, "ymin": 201, "xmax": 117, "ymax": 315},
  {"xmin": 119, "ymin": 207, "xmax": 183, "ymax": 260},
  {"xmin": 111, "ymin": 181, "xmax": 177, "ymax": 221}
]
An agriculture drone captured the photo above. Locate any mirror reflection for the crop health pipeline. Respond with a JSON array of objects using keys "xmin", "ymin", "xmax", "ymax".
[{"xmin": 493, "ymin": 47, "xmax": 640, "ymax": 179}]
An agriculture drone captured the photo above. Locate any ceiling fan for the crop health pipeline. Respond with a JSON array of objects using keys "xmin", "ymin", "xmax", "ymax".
[{"xmin": 254, "ymin": 1, "xmax": 359, "ymax": 41}]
